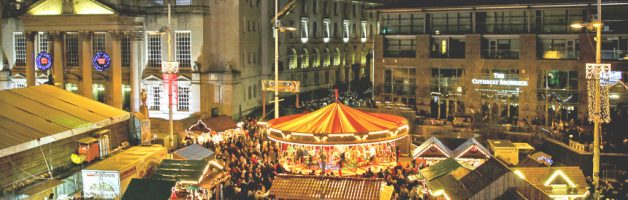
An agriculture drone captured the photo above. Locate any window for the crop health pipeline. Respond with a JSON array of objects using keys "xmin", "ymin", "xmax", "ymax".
[
  {"xmin": 65, "ymin": 33, "xmax": 79, "ymax": 68},
  {"xmin": 300, "ymin": 48, "xmax": 309, "ymax": 68},
  {"xmin": 323, "ymin": 19, "xmax": 331, "ymax": 42},
  {"xmin": 147, "ymin": 32, "xmax": 162, "ymax": 68},
  {"xmin": 601, "ymin": 36, "xmax": 628, "ymax": 60},
  {"xmin": 312, "ymin": 21, "xmax": 318, "ymax": 38},
  {"xmin": 288, "ymin": 49, "xmax": 298, "ymax": 69},
  {"xmin": 122, "ymin": 36, "xmax": 131, "ymax": 67},
  {"xmin": 383, "ymin": 67, "xmax": 416, "ymax": 96},
  {"xmin": 301, "ymin": 0, "xmax": 307, "ymax": 13},
  {"xmin": 312, "ymin": 0, "xmax": 317, "ymax": 14},
  {"xmin": 384, "ymin": 38, "xmax": 416, "ymax": 58},
  {"xmin": 13, "ymin": 33, "xmax": 26, "ymax": 67},
  {"xmin": 176, "ymin": 0, "xmax": 191, "ymax": 6},
  {"xmin": 334, "ymin": 2, "xmax": 338, "ymax": 16},
  {"xmin": 361, "ymin": 21, "xmax": 367, "ymax": 42},
  {"xmin": 482, "ymin": 38, "xmax": 520, "ymax": 59},
  {"xmin": 430, "ymin": 12, "xmax": 472, "ymax": 34},
  {"xmin": 178, "ymin": 85, "xmax": 190, "ymax": 111},
  {"xmin": 333, "ymin": 22, "xmax": 338, "ymax": 38},
  {"xmin": 542, "ymin": 9, "xmax": 583, "ymax": 33},
  {"xmin": 323, "ymin": 2, "xmax": 328, "ymax": 15},
  {"xmin": 92, "ymin": 84, "xmax": 106, "ymax": 103},
  {"xmin": 538, "ymin": 38, "xmax": 579, "ymax": 59},
  {"xmin": 300, "ymin": 18, "xmax": 309, "ymax": 43},
  {"xmin": 430, "ymin": 37, "xmax": 465, "ymax": 58},
  {"xmin": 312, "ymin": 48, "xmax": 320, "ymax": 67},
  {"xmin": 38, "ymin": 32, "xmax": 48, "ymax": 53},
  {"xmin": 342, "ymin": 20, "xmax": 350, "ymax": 42},
  {"xmin": 323, "ymin": 48, "xmax": 331, "ymax": 67},
  {"xmin": 92, "ymin": 32, "xmax": 105, "ymax": 54},
  {"xmin": 352, "ymin": 4, "xmax": 357, "ymax": 17},
  {"xmin": 154, "ymin": 0, "xmax": 163, "ymax": 5},
  {"xmin": 148, "ymin": 84, "xmax": 162, "ymax": 110},
  {"xmin": 333, "ymin": 48, "xmax": 341, "ymax": 66},
  {"xmin": 431, "ymin": 68, "xmax": 464, "ymax": 97},
  {"xmin": 482, "ymin": 11, "xmax": 526, "ymax": 33},
  {"xmin": 175, "ymin": 31, "xmax": 191, "ymax": 68}
]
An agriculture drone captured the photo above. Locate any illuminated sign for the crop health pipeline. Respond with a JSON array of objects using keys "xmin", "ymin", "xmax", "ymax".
[
  {"xmin": 35, "ymin": 51, "xmax": 52, "ymax": 71},
  {"xmin": 262, "ymin": 80, "xmax": 301, "ymax": 93},
  {"xmin": 601, "ymin": 71, "xmax": 622, "ymax": 85},
  {"xmin": 472, "ymin": 79, "xmax": 528, "ymax": 86},
  {"xmin": 92, "ymin": 51, "xmax": 111, "ymax": 72},
  {"xmin": 82, "ymin": 170, "xmax": 121, "ymax": 199},
  {"xmin": 537, "ymin": 155, "xmax": 553, "ymax": 165}
]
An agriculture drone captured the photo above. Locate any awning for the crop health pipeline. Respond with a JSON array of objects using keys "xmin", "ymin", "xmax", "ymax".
[
  {"xmin": 0, "ymin": 85, "xmax": 130, "ymax": 157},
  {"xmin": 20, "ymin": 179, "xmax": 63, "ymax": 196},
  {"xmin": 150, "ymin": 159, "xmax": 213, "ymax": 184},
  {"xmin": 173, "ymin": 144, "xmax": 215, "ymax": 160},
  {"xmin": 121, "ymin": 179, "xmax": 176, "ymax": 200}
]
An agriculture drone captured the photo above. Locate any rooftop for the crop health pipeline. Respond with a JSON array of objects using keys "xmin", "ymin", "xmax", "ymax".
[
  {"xmin": 373, "ymin": 0, "xmax": 626, "ymax": 11},
  {"xmin": 269, "ymin": 174, "xmax": 394, "ymax": 200}
]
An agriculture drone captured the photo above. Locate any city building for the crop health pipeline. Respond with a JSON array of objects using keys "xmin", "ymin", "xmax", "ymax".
[
  {"xmin": 372, "ymin": 0, "xmax": 628, "ymax": 122},
  {"xmin": 0, "ymin": 0, "xmax": 269, "ymax": 121},
  {"xmin": 271, "ymin": 0, "xmax": 381, "ymax": 99}
]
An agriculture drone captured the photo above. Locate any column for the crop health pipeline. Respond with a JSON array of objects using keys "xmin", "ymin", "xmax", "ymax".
[
  {"xmin": 79, "ymin": 31, "xmax": 93, "ymax": 99},
  {"xmin": 108, "ymin": 32, "xmax": 123, "ymax": 109},
  {"xmin": 51, "ymin": 32, "xmax": 65, "ymax": 88},
  {"xmin": 25, "ymin": 31, "xmax": 36, "ymax": 86},
  {"xmin": 130, "ymin": 31, "xmax": 143, "ymax": 112}
]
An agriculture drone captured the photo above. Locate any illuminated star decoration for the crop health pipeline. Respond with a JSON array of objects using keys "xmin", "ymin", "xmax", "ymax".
[
  {"xmin": 35, "ymin": 51, "xmax": 52, "ymax": 71},
  {"xmin": 92, "ymin": 51, "xmax": 111, "ymax": 72}
]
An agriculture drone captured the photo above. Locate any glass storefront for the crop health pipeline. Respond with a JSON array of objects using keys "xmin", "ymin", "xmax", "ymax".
[
  {"xmin": 431, "ymin": 68, "xmax": 464, "ymax": 119},
  {"xmin": 475, "ymin": 69, "xmax": 525, "ymax": 121},
  {"xmin": 537, "ymin": 70, "xmax": 579, "ymax": 122},
  {"xmin": 383, "ymin": 67, "xmax": 416, "ymax": 105}
]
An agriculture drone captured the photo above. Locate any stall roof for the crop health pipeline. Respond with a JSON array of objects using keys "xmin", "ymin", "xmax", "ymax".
[
  {"xmin": 203, "ymin": 116, "xmax": 237, "ymax": 131},
  {"xmin": 85, "ymin": 145, "xmax": 167, "ymax": 171},
  {"xmin": 453, "ymin": 138, "xmax": 492, "ymax": 159},
  {"xmin": 173, "ymin": 144, "xmax": 214, "ymax": 160},
  {"xmin": 121, "ymin": 179, "xmax": 176, "ymax": 200},
  {"xmin": 0, "ymin": 85, "xmax": 130, "ymax": 157},
  {"xmin": 419, "ymin": 158, "xmax": 470, "ymax": 181},
  {"xmin": 150, "ymin": 159, "xmax": 211, "ymax": 184},
  {"xmin": 269, "ymin": 174, "xmax": 394, "ymax": 200},
  {"xmin": 428, "ymin": 158, "xmax": 513, "ymax": 200},
  {"xmin": 412, "ymin": 137, "xmax": 453, "ymax": 159},
  {"xmin": 513, "ymin": 167, "xmax": 588, "ymax": 198}
]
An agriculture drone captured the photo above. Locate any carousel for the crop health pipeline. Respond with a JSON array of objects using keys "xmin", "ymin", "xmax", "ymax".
[{"xmin": 265, "ymin": 102, "xmax": 409, "ymax": 176}]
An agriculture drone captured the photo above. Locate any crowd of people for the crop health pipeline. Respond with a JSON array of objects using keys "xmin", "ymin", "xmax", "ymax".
[{"xmin": 300, "ymin": 90, "xmax": 373, "ymax": 111}]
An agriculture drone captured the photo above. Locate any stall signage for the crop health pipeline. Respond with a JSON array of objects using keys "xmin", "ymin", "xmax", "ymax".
[
  {"xmin": 472, "ymin": 79, "xmax": 528, "ymax": 86},
  {"xmin": 82, "ymin": 170, "xmax": 121, "ymax": 199}
]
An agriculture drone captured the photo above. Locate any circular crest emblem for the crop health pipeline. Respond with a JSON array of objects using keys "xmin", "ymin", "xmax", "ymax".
[
  {"xmin": 36, "ymin": 51, "xmax": 53, "ymax": 71},
  {"xmin": 92, "ymin": 51, "xmax": 111, "ymax": 72}
]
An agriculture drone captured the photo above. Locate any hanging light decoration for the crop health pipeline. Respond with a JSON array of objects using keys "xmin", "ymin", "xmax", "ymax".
[{"xmin": 586, "ymin": 63, "xmax": 611, "ymax": 123}]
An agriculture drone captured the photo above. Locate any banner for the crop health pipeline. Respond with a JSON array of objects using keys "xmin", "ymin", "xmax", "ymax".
[{"xmin": 262, "ymin": 80, "xmax": 300, "ymax": 93}]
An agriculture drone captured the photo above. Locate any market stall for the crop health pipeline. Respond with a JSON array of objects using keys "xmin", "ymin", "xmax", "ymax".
[
  {"xmin": 452, "ymin": 138, "xmax": 491, "ymax": 169},
  {"xmin": 174, "ymin": 144, "xmax": 215, "ymax": 160},
  {"xmin": 150, "ymin": 159, "xmax": 220, "ymax": 200},
  {"xmin": 266, "ymin": 103, "xmax": 409, "ymax": 176},
  {"xmin": 412, "ymin": 137, "xmax": 453, "ymax": 167}
]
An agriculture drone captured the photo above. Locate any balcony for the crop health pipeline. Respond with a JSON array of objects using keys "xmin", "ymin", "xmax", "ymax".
[
  {"xmin": 430, "ymin": 49, "xmax": 465, "ymax": 59},
  {"xmin": 601, "ymin": 50, "xmax": 628, "ymax": 61},
  {"xmin": 482, "ymin": 50, "xmax": 519, "ymax": 59}
]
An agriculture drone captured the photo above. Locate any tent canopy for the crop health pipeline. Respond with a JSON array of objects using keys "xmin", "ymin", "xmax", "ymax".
[
  {"xmin": 121, "ymin": 179, "xmax": 175, "ymax": 200},
  {"xmin": 0, "ymin": 85, "xmax": 129, "ymax": 157},
  {"xmin": 150, "ymin": 159, "xmax": 211, "ymax": 184},
  {"xmin": 173, "ymin": 144, "xmax": 214, "ymax": 160},
  {"xmin": 267, "ymin": 103, "xmax": 408, "ymax": 145}
]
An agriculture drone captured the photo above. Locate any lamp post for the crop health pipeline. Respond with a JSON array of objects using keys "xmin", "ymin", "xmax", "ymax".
[
  {"xmin": 272, "ymin": 0, "xmax": 296, "ymax": 119},
  {"xmin": 162, "ymin": 0, "xmax": 179, "ymax": 150},
  {"xmin": 571, "ymin": 0, "xmax": 604, "ymax": 193}
]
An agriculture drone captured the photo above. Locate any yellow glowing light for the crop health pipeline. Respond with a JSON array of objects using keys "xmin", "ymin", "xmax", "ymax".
[
  {"xmin": 544, "ymin": 170, "xmax": 576, "ymax": 187},
  {"xmin": 514, "ymin": 170, "xmax": 526, "ymax": 179},
  {"xmin": 570, "ymin": 23, "xmax": 584, "ymax": 29}
]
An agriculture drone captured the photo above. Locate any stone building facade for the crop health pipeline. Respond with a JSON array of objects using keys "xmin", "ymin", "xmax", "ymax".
[
  {"xmin": 0, "ymin": 0, "xmax": 271, "ymax": 120},
  {"xmin": 372, "ymin": 0, "xmax": 628, "ymax": 122}
]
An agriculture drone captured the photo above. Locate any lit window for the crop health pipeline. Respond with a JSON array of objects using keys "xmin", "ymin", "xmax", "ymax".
[
  {"xmin": 300, "ymin": 48, "xmax": 309, "ymax": 68},
  {"xmin": 148, "ymin": 84, "xmax": 162, "ymax": 111},
  {"xmin": 92, "ymin": 32, "xmax": 106, "ymax": 54},
  {"xmin": 361, "ymin": 21, "xmax": 368, "ymax": 43},
  {"xmin": 122, "ymin": 36, "xmax": 131, "ymax": 67},
  {"xmin": 65, "ymin": 33, "xmax": 79, "ymax": 67},
  {"xmin": 323, "ymin": 19, "xmax": 331, "ymax": 43},
  {"xmin": 288, "ymin": 49, "xmax": 298, "ymax": 69},
  {"xmin": 323, "ymin": 48, "xmax": 331, "ymax": 67},
  {"xmin": 176, "ymin": 0, "xmax": 191, "ymax": 6},
  {"xmin": 312, "ymin": 48, "xmax": 320, "ymax": 68},
  {"xmin": 38, "ymin": 32, "xmax": 48, "ymax": 53},
  {"xmin": 147, "ymin": 32, "xmax": 162, "ymax": 68},
  {"xmin": 333, "ymin": 48, "xmax": 341, "ymax": 66},
  {"xmin": 342, "ymin": 20, "xmax": 350, "ymax": 43},
  {"xmin": 178, "ymin": 85, "xmax": 190, "ymax": 111},
  {"xmin": 300, "ymin": 18, "xmax": 309, "ymax": 43},
  {"xmin": 175, "ymin": 31, "xmax": 191, "ymax": 68},
  {"xmin": 154, "ymin": 0, "xmax": 163, "ymax": 5},
  {"xmin": 13, "ymin": 33, "xmax": 26, "ymax": 67}
]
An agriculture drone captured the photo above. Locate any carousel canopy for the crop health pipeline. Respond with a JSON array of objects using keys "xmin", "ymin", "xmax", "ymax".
[{"xmin": 267, "ymin": 103, "xmax": 409, "ymax": 145}]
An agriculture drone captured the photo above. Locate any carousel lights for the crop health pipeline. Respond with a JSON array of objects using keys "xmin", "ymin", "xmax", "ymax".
[
  {"xmin": 368, "ymin": 130, "xmax": 389, "ymax": 135},
  {"xmin": 266, "ymin": 133, "xmax": 407, "ymax": 147},
  {"xmin": 416, "ymin": 144, "xmax": 452, "ymax": 158},
  {"xmin": 291, "ymin": 132, "xmax": 314, "ymax": 137},
  {"xmin": 544, "ymin": 170, "xmax": 577, "ymax": 187},
  {"xmin": 328, "ymin": 133, "xmax": 355, "ymax": 137},
  {"xmin": 256, "ymin": 121, "xmax": 268, "ymax": 126}
]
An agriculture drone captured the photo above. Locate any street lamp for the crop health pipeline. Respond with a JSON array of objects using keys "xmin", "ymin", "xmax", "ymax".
[
  {"xmin": 161, "ymin": 0, "xmax": 179, "ymax": 151},
  {"xmin": 570, "ymin": 0, "xmax": 605, "ymax": 193},
  {"xmin": 273, "ymin": 0, "xmax": 296, "ymax": 119}
]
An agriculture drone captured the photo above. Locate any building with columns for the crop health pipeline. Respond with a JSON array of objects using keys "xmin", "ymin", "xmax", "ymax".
[
  {"xmin": 1, "ymin": 0, "xmax": 270, "ymax": 120},
  {"xmin": 372, "ymin": 0, "xmax": 628, "ymax": 122}
]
